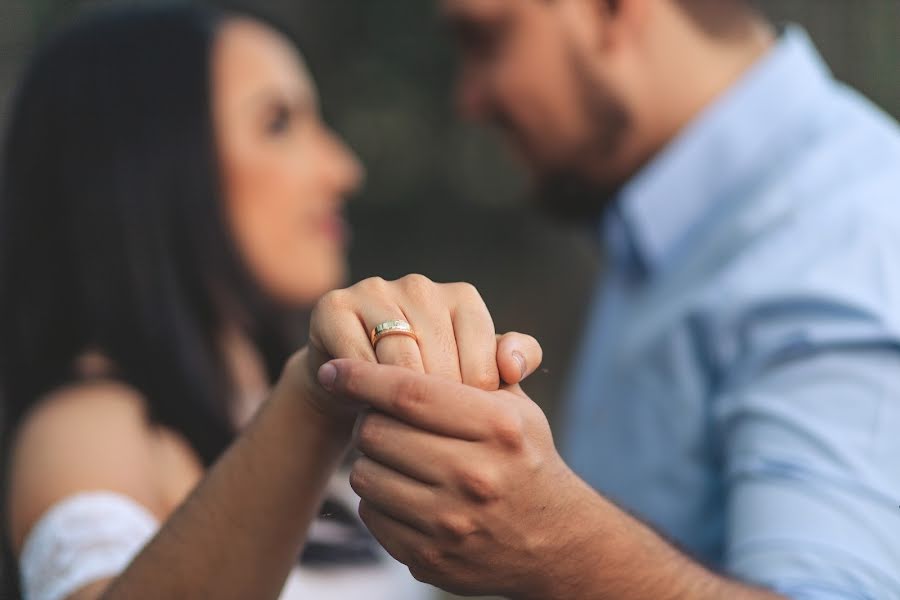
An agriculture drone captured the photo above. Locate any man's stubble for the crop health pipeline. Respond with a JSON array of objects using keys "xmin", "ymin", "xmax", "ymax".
[{"xmin": 532, "ymin": 41, "xmax": 633, "ymax": 227}]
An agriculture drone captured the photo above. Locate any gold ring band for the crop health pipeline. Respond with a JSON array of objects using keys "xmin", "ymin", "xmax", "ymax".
[{"xmin": 370, "ymin": 319, "xmax": 418, "ymax": 348}]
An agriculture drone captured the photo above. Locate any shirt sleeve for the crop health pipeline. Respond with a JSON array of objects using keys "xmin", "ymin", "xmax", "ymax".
[
  {"xmin": 19, "ymin": 492, "xmax": 160, "ymax": 600},
  {"xmin": 713, "ymin": 345, "xmax": 900, "ymax": 599}
]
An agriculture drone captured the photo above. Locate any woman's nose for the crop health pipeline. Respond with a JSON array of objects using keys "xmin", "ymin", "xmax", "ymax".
[{"xmin": 324, "ymin": 128, "xmax": 365, "ymax": 196}]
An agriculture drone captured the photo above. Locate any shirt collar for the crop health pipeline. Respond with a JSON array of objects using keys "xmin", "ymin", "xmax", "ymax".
[{"xmin": 607, "ymin": 26, "xmax": 833, "ymax": 276}]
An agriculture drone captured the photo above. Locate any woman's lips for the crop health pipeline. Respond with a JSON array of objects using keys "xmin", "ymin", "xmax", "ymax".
[{"xmin": 316, "ymin": 213, "xmax": 351, "ymax": 244}]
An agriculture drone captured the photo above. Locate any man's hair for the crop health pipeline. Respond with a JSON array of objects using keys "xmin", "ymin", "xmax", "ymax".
[{"xmin": 674, "ymin": 0, "xmax": 765, "ymax": 37}]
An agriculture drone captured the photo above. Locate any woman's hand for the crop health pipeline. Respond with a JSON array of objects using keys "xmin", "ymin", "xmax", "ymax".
[{"xmin": 283, "ymin": 275, "xmax": 543, "ymax": 421}]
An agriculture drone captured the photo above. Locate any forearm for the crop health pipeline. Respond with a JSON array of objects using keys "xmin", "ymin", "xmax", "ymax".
[
  {"xmin": 101, "ymin": 355, "xmax": 353, "ymax": 600},
  {"xmin": 524, "ymin": 478, "xmax": 785, "ymax": 600}
]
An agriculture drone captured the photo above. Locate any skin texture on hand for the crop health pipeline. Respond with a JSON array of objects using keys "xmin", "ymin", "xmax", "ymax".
[
  {"xmin": 317, "ymin": 357, "xmax": 578, "ymax": 597},
  {"xmin": 319, "ymin": 359, "xmax": 787, "ymax": 600},
  {"xmin": 299, "ymin": 274, "xmax": 542, "ymax": 420}
]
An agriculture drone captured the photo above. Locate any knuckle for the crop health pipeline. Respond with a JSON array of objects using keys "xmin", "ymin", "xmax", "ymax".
[
  {"xmin": 349, "ymin": 459, "xmax": 373, "ymax": 495},
  {"xmin": 522, "ymin": 402, "xmax": 552, "ymax": 440},
  {"xmin": 355, "ymin": 416, "xmax": 383, "ymax": 452},
  {"xmin": 491, "ymin": 412, "xmax": 525, "ymax": 451},
  {"xmin": 523, "ymin": 446, "xmax": 547, "ymax": 475},
  {"xmin": 364, "ymin": 275, "xmax": 389, "ymax": 288},
  {"xmin": 451, "ymin": 281, "xmax": 482, "ymax": 301},
  {"xmin": 435, "ymin": 512, "xmax": 476, "ymax": 540},
  {"xmin": 401, "ymin": 273, "xmax": 433, "ymax": 287},
  {"xmin": 412, "ymin": 544, "xmax": 444, "ymax": 571},
  {"xmin": 392, "ymin": 377, "xmax": 428, "ymax": 417},
  {"xmin": 467, "ymin": 366, "xmax": 501, "ymax": 391},
  {"xmin": 358, "ymin": 276, "xmax": 389, "ymax": 295},
  {"xmin": 400, "ymin": 273, "xmax": 435, "ymax": 300},
  {"xmin": 313, "ymin": 289, "xmax": 350, "ymax": 316},
  {"xmin": 456, "ymin": 468, "xmax": 499, "ymax": 504}
]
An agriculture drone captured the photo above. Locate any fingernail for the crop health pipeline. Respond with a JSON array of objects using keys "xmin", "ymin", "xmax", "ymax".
[
  {"xmin": 318, "ymin": 362, "xmax": 337, "ymax": 392},
  {"xmin": 512, "ymin": 351, "xmax": 526, "ymax": 379}
]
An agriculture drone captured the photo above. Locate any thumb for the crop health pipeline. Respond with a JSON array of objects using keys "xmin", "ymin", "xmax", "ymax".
[{"xmin": 495, "ymin": 332, "xmax": 543, "ymax": 386}]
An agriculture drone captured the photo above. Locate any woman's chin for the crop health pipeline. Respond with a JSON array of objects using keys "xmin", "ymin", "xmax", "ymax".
[{"xmin": 272, "ymin": 263, "xmax": 348, "ymax": 307}]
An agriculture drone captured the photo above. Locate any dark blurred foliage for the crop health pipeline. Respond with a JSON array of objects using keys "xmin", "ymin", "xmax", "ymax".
[{"xmin": 0, "ymin": 0, "xmax": 897, "ymax": 419}]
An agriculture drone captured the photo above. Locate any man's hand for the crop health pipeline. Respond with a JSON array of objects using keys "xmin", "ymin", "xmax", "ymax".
[
  {"xmin": 316, "ymin": 357, "xmax": 590, "ymax": 598},
  {"xmin": 317, "ymin": 359, "xmax": 788, "ymax": 600}
]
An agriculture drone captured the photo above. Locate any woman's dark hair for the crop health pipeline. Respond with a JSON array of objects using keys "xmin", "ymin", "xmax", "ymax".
[
  {"xmin": 0, "ymin": 2, "xmax": 299, "ymax": 467},
  {"xmin": 0, "ymin": 6, "xmax": 365, "ymax": 595}
]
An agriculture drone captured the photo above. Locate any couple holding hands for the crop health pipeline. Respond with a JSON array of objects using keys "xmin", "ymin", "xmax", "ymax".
[{"xmin": 4, "ymin": 1, "xmax": 900, "ymax": 599}]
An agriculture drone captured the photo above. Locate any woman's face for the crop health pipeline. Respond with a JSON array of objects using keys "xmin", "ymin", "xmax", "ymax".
[{"xmin": 213, "ymin": 18, "xmax": 363, "ymax": 306}]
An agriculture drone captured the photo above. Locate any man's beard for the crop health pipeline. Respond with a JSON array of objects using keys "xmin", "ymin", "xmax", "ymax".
[
  {"xmin": 534, "ymin": 168, "xmax": 620, "ymax": 226},
  {"xmin": 533, "ymin": 48, "xmax": 632, "ymax": 226}
]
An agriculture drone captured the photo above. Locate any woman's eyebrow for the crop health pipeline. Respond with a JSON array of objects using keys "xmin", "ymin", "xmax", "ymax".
[{"xmin": 244, "ymin": 87, "xmax": 317, "ymax": 113}]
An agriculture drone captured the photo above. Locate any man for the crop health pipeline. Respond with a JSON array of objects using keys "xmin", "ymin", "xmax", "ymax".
[{"xmin": 317, "ymin": 0, "xmax": 900, "ymax": 597}]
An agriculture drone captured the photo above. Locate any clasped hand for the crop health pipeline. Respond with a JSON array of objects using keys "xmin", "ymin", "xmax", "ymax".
[{"xmin": 284, "ymin": 274, "xmax": 584, "ymax": 599}]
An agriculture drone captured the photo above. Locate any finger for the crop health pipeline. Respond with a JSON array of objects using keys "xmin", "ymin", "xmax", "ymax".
[
  {"xmin": 396, "ymin": 276, "xmax": 461, "ymax": 381},
  {"xmin": 323, "ymin": 359, "xmax": 498, "ymax": 440},
  {"xmin": 358, "ymin": 500, "xmax": 429, "ymax": 568},
  {"xmin": 495, "ymin": 332, "xmax": 543, "ymax": 385},
  {"xmin": 358, "ymin": 306, "xmax": 426, "ymax": 374},
  {"xmin": 350, "ymin": 456, "xmax": 437, "ymax": 535},
  {"xmin": 448, "ymin": 286, "xmax": 500, "ymax": 390},
  {"xmin": 402, "ymin": 304, "xmax": 461, "ymax": 381},
  {"xmin": 309, "ymin": 290, "xmax": 377, "ymax": 363},
  {"xmin": 355, "ymin": 412, "xmax": 465, "ymax": 485},
  {"xmin": 374, "ymin": 331, "xmax": 426, "ymax": 374}
]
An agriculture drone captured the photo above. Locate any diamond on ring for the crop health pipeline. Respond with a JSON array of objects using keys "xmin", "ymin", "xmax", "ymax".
[{"xmin": 370, "ymin": 319, "xmax": 418, "ymax": 348}]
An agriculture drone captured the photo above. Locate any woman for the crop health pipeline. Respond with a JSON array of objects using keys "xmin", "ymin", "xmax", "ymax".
[{"xmin": 0, "ymin": 5, "xmax": 539, "ymax": 599}]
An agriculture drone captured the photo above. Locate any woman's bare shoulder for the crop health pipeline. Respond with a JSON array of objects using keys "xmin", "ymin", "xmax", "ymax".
[{"xmin": 6, "ymin": 380, "xmax": 169, "ymax": 553}]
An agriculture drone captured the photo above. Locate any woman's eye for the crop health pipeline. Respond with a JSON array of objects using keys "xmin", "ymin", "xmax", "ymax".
[{"xmin": 267, "ymin": 105, "xmax": 292, "ymax": 135}]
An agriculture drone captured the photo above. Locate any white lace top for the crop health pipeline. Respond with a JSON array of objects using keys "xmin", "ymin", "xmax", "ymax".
[{"xmin": 19, "ymin": 487, "xmax": 434, "ymax": 600}]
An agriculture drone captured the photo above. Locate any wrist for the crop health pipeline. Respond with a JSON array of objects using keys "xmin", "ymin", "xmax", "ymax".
[
  {"xmin": 522, "ymin": 479, "xmax": 728, "ymax": 600},
  {"xmin": 518, "ymin": 469, "xmax": 616, "ymax": 600},
  {"xmin": 274, "ymin": 347, "xmax": 357, "ymax": 440}
]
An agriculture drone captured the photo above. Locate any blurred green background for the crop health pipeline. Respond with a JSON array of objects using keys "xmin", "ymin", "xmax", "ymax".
[{"xmin": 0, "ymin": 1, "xmax": 897, "ymax": 597}]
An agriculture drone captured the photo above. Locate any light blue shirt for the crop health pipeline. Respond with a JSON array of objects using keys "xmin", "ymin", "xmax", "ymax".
[{"xmin": 561, "ymin": 27, "xmax": 900, "ymax": 599}]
